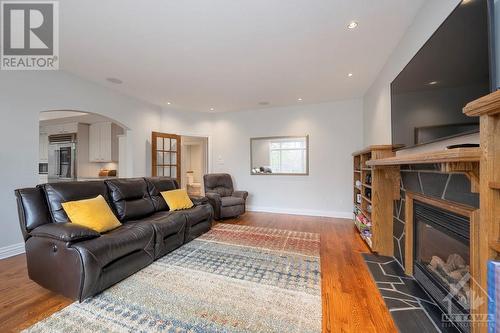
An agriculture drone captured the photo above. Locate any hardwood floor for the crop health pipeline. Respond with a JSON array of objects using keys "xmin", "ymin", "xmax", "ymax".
[{"xmin": 0, "ymin": 212, "xmax": 397, "ymax": 332}]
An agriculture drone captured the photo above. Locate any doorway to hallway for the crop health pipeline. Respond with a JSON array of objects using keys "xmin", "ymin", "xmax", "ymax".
[{"xmin": 180, "ymin": 136, "xmax": 208, "ymax": 196}]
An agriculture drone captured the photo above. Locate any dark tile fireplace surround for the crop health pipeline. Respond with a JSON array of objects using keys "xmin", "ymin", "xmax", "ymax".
[
  {"xmin": 393, "ymin": 164, "xmax": 479, "ymax": 269},
  {"xmin": 367, "ymin": 164, "xmax": 479, "ymax": 332}
]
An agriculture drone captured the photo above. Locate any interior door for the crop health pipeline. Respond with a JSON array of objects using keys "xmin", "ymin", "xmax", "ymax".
[{"xmin": 152, "ymin": 132, "xmax": 181, "ymax": 184}]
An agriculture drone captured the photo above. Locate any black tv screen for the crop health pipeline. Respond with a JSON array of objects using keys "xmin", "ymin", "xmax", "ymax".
[{"xmin": 391, "ymin": 0, "xmax": 494, "ymax": 148}]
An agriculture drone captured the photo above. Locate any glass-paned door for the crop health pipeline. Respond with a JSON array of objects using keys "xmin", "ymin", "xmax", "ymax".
[{"xmin": 152, "ymin": 132, "xmax": 181, "ymax": 184}]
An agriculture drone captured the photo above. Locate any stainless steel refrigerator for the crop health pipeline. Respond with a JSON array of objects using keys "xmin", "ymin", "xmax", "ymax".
[{"xmin": 48, "ymin": 136, "xmax": 76, "ymax": 182}]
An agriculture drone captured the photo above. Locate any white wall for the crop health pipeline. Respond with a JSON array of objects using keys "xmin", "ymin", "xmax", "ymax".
[
  {"xmin": 161, "ymin": 108, "xmax": 213, "ymax": 137},
  {"xmin": 363, "ymin": 0, "xmax": 461, "ymax": 145},
  {"xmin": 0, "ymin": 70, "xmax": 162, "ymax": 253},
  {"xmin": 211, "ymin": 100, "xmax": 364, "ymax": 218}
]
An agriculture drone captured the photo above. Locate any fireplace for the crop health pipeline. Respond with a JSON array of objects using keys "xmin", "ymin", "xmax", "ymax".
[{"xmin": 413, "ymin": 201, "xmax": 470, "ymax": 331}]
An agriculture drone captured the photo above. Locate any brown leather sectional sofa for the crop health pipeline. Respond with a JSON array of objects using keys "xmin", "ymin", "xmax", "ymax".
[{"xmin": 15, "ymin": 177, "xmax": 213, "ymax": 301}]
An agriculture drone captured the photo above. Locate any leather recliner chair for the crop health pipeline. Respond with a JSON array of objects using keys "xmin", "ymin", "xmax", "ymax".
[
  {"xmin": 15, "ymin": 177, "xmax": 213, "ymax": 301},
  {"xmin": 203, "ymin": 173, "xmax": 248, "ymax": 220}
]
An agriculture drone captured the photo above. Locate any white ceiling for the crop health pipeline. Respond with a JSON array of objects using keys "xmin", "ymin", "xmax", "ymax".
[{"xmin": 60, "ymin": 0, "xmax": 425, "ymax": 112}]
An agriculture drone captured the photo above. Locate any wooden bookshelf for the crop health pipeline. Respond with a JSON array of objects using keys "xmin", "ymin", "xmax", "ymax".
[{"xmin": 352, "ymin": 145, "xmax": 400, "ymax": 255}]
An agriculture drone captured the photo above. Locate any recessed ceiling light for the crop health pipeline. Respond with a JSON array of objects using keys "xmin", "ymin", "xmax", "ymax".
[
  {"xmin": 429, "ymin": 81, "xmax": 438, "ymax": 85},
  {"xmin": 106, "ymin": 77, "xmax": 123, "ymax": 84},
  {"xmin": 209, "ymin": 107, "xmax": 215, "ymax": 111},
  {"xmin": 166, "ymin": 102, "xmax": 171, "ymax": 105},
  {"xmin": 348, "ymin": 73, "xmax": 353, "ymax": 77},
  {"xmin": 297, "ymin": 98, "xmax": 303, "ymax": 101},
  {"xmin": 348, "ymin": 21, "xmax": 358, "ymax": 29}
]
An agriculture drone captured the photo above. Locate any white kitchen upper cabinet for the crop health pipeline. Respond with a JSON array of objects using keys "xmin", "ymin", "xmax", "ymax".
[
  {"xmin": 45, "ymin": 123, "xmax": 78, "ymax": 135},
  {"xmin": 61, "ymin": 123, "xmax": 77, "ymax": 133},
  {"xmin": 89, "ymin": 122, "xmax": 121, "ymax": 162},
  {"xmin": 89, "ymin": 123, "xmax": 101, "ymax": 162},
  {"xmin": 44, "ymin": 125, "xmax": 57, "ymax": 135}
]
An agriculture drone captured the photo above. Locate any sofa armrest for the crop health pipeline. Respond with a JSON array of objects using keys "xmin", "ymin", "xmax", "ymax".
[
  {"xmin": 30, "ymin": 223, "xmax": 100, "ymax": 243},
  {"xmin": 205, "ymin": 192, "xmax": 221, "ymax": 203},
  {"xmin": 190, "ymin": 196, "xmax": 209, "ymax": 206},
  {"xmin": 233, "ymin": 191, "xmax": 248, "ymax": 200},
  {"xmin": 205, "ymin": 192, "xmax": 222, "ymax": 219}
]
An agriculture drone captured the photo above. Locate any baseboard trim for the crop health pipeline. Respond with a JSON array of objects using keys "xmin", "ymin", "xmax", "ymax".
[
  {"xmin": 246, "ymin": 206, "xmax": 353, "ymax": 219},
  {"xmin": 0, "ymin": 242, "xmax": 25, "ymax": 260}
]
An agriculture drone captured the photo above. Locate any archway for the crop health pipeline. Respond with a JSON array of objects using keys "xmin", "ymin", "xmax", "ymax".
[{"xmin": 38, "ymin": 110, "xmax": 131, "ymax": 183}]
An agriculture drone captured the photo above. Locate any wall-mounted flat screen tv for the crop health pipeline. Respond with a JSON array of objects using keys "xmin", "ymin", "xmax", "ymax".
[{"xmin": 391, "ymin": 0, "xmax": 496, "ymax": 148}]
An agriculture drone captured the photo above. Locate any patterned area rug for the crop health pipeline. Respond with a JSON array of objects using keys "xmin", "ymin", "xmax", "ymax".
[{"xmin": 25, "ymin": 224, "xmax": 321, "ymax": 333}]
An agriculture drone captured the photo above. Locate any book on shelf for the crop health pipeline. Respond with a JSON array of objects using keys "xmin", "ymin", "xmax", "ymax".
[{"xmin": 488, "ymin": 260, "xmax": 500, "ymax": 333}]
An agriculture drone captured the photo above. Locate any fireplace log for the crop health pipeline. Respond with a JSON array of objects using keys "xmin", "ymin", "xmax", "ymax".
[
  {"xmin": 427, "ymin": 254, "xmax": 471, "ymax": 308},
  {"xmin": 447, "ymin": 253, "xmax": 466, "ymax": 271}
]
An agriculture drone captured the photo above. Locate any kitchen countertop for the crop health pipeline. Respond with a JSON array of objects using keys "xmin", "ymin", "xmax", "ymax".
[
  {"xmin": 45, "ymin": 176, "xmax": 118, "ymax": 183},
  {"xmin": 77, "ymin": 176, "xmax": 118, "ymax": 181}
]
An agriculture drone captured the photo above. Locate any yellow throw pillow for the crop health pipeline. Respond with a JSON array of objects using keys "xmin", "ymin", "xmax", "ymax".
[
  {"xmin": 61, "ymin": 195, "xmax": 121, "ymax": 233},
  {"xmin": 161, "ymin": 189, "xmax": 194, "ymax": 211}
]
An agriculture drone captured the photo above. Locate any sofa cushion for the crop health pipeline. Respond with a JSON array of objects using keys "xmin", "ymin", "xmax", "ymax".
[
  {"xmin": 128, "ymin": 211, "xmax": 185, "ymax": 239},
  {"xmin": 144, "ymin": 177, "xmax": 179, "ymax": 211},
  {"xmin": 221, "ymin": 196, "xmax": 245, "ymax": 207},
  {"xmin": 71, "ymin": 220, "xmax": 155, "ymax": 268},
  {"xmin": 105, "ymin": 178, "xmax": 155, "ymax": 221},
  {"xmin": 184, "ymin": 204, "xmax": 213, "ymax": 242},
  {"xmin": 128, "ymin": 211, "xmax": 186, "ymax": 258},
  {"xmin": 184, "ymin": 204, "xmax": 213, "ymax": 226},
  {"xmin": 42, "ymin": 181, "xmax": 110, "ymax": 224}
]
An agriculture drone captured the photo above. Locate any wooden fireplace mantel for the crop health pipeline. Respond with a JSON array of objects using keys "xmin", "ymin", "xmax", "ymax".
[
  {"xmin": 366, "ymin": 147, "xmax": 481, "ymax": 166},
  {"xmin": 366, "ymin": 148, "xmax": 482, "ymax": 192}
]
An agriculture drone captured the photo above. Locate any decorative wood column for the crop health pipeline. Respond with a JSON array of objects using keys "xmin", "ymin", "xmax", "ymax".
[
  {"xmin": 371, "ymin": 163, "xmax": 400, "ymax": 256},
  {"xmin": 463, "ymin": 90, "xmax": 500, "ymax": 333}
]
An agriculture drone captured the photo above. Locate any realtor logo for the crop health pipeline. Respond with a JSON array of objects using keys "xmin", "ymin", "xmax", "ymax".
[{"xmin": 1, "ymin": 1, "xmax": 59, "ymax": 70}]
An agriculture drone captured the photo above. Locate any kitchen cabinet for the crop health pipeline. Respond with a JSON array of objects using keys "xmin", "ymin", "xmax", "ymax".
[
  {"xmin": 89, "ymin": 122, "xmax": 121, "ymax": 162},
  {"xmin": 44, "ymin": 123, "xmax": 78, "ymax": 135}
]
